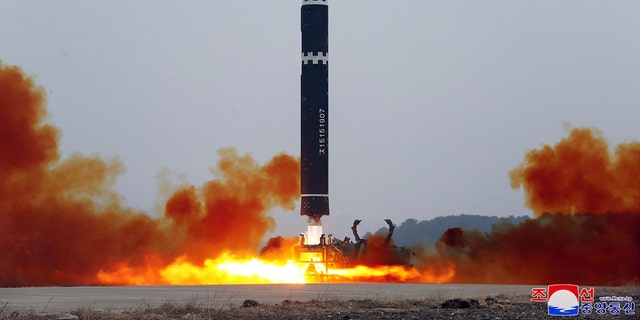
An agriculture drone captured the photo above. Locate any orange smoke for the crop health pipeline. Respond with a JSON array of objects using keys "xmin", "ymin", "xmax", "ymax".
[
  {"xmin": 428, "ymin": 128, "xmax": 639, "ymax": 285},
  {"xmin": 510, "ymin": 127, "xmax": 640, "ymax": 216},
  {"xmin": 431, "ymin": 213, "xmax": 639, "ymax": 285},
  {"xmin": 3, "ymin": 60, "xmax": 637, "ymax": 286},
  {"xmin": 0, "ymin": 61, "xmax": 299, "ymax": 287},
  {"xmin": 163, "ymin": 148, "xmax": 299, "ymax": 263},
  {"xmin": 1, "ymin": 61, "xmax": 170, "ymax": 286}
]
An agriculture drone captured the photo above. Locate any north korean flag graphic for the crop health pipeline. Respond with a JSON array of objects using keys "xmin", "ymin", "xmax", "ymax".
[{"xmin": 547, "ymin": 284, "xmax": 580, "ymax": 316}]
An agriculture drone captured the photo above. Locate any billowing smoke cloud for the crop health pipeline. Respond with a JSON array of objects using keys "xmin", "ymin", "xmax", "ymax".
[
  {"xmin": 510, "ymin": 127, "xmax": 640, "ymax": 216},
  {"xmin": 3, "ymin": 60, "xmax": 637, "ymax": 286},
  {"xmin": 0, "ymin": 61, "xmax": 299, "ymax": 287},
  {"xmin": 164, "ymin": 148, "xmax": 299, "ymax": 263},
  {"xmin": 429, "ymin": 213, "xmax": 639, "ymax": 285},
  {"xmin": 425, "ymin": 128, "xmax": 639, "ymax": 285}
]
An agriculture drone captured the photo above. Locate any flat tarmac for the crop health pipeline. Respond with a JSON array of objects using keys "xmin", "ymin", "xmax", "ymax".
[{"xmin": 0, "ymin": 283, "xmax": 535, "ymax": 314}]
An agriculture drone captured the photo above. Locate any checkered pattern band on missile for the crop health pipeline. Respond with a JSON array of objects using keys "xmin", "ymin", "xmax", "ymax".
[{"xmin": 302, "ymin": 52, "xmax": 328, "ymax": 65}]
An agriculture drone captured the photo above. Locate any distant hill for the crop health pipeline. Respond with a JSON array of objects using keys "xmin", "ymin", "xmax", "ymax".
[{"xmin": 371, "ymin": 214, "xmax": 530, "ymax": 247}]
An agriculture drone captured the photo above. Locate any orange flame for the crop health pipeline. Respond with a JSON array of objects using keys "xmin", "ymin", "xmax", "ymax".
[
  {"xmin": 160, "ymin": 254, "xmax": 305, "ymax": 285},
  {"xmin": 328, "ymin": 264, "xmax": 455, "ymax": 283},
  {"xmin": 98, "ymin": 253, "xmax": 456, "ymax": 285}
]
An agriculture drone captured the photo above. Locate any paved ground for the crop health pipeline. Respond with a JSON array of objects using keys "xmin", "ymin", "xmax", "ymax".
[{"xmin": 0, "ymin": 283, "xmax": 534, "ymax": 314}]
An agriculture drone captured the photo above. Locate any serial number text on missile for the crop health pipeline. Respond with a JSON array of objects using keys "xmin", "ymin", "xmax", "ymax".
[{"xmin": 319, "ymin": 108, "xmax": 326, "ymax": 155}]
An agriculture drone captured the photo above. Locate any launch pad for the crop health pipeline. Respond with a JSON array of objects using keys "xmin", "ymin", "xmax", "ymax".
[
  {"xmin": 293, "ymin": 215, "xmax": 349, "ymax": 280},
  {"xmin": 293, "ymin": 218, "xmax": 413, "ymax": 280},
  {"xmin": 293, "ymin": 238, "xmax": 349, "ymax": 280}
]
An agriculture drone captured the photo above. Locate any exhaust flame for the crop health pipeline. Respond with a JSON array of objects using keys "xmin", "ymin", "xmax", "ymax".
[
  {"xmin": 328, "ymin": 264, "xmax": 455, "ymax": 283},
  {"xmin": 159, "ymin": 254, "xmax": 305, "ymax": 285}
]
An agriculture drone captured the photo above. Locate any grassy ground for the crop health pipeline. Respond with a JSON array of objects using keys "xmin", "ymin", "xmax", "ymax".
[
  {"xmin": 1, "ymin": 287, "xmax": 636, "ymax": 319},
  {"xmin": 2, "ymin": 290, "xmax": 638, "ymax": 320}
]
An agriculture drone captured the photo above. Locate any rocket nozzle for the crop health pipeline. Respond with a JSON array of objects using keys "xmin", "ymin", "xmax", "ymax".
[{"xmin": 305, "ymin": 215, "xmax": 323, "ymax": 245}]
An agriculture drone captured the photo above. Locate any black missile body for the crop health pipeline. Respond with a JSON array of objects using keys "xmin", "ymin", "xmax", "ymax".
[{"xmin": 300, "ymin": 0, "xmax": 329, "ymax": 217}]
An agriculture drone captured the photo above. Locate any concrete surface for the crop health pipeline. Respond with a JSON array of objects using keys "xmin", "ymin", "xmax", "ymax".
[{"xmin": 0, "ymin": 283, "xmax": 535, "ymax": 314}]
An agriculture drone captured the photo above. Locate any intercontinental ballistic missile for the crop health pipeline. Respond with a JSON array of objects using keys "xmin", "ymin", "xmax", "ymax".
[
  {"xmin": 294, "ymin": 1, "xmax": 411, "ymax": 277},
  {"xmin": 300, "ymin": 0, "xmax": 329, "ymax": 244}
]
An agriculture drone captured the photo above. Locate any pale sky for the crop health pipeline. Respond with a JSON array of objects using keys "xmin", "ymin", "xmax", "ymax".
[{"xmin": 2, "ymin": 1, "xmax": 638, "ymax": 237}]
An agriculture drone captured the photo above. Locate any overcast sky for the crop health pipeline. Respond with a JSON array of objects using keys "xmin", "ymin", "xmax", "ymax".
[{"xmin": 2, "ymin": 1, "xmax": 638, "ymax": 237}]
